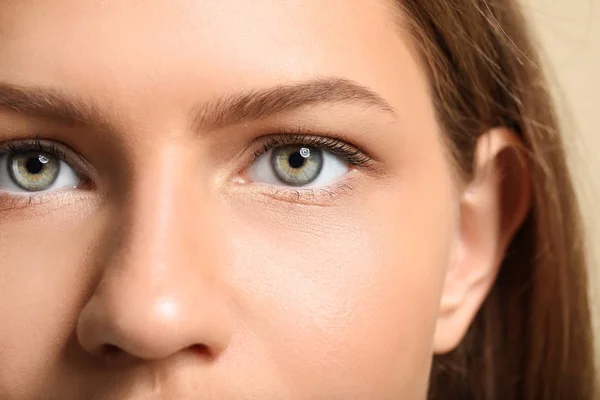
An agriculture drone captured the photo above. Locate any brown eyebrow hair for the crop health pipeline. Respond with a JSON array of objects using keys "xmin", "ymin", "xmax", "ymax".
[
  {"xmin": 0, "ymin": 82, "xmax": 110, "ymax": 130},
  {"xmin": 0, "ymin": 77, "xmax": 395, "ymax": 132},
  {"xmin": 192, "ymin": 77, "xmax": 397, "ymax": 129}
]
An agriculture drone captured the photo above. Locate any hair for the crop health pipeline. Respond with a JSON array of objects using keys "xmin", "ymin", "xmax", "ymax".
[{"xmin": 392, "ymin": 0, "xmax": 597, "ymax": 399}]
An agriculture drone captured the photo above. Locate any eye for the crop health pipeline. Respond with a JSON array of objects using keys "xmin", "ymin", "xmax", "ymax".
[
  {"xmin": 247, "ymin": 145, "xmax": 349, "ymax": 187},
  {"xmin": 0, "ymin": 149, "xmax": 82, "ymax": 193}
]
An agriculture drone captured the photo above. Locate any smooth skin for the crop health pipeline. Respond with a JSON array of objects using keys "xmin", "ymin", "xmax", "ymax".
[{"xmin": 0, "ymin": 1, "xmax": 530, "ymax": 399}]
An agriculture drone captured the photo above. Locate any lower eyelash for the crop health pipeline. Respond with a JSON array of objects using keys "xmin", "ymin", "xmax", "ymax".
[
  {"xmin": 0, "ymin": 191, "xmax": 58, "ymax": 213},
  {"xmin": 0, "ymin": 189, "xmax": 93, "ymax": 214},
  {"xmin": 254, "ymin": 181, "xmax": 355, "ymax": 206}
]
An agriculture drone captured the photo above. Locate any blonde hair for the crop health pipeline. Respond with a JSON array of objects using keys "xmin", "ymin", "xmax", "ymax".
[{"xmin": 394, "ymin": 0, "xmax": 597, "ymax": 398}]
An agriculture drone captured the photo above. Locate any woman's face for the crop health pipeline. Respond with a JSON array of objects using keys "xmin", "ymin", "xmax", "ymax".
[{"xmin": 0, "ymin": 1, "xmax": 463, "ymax": 398}]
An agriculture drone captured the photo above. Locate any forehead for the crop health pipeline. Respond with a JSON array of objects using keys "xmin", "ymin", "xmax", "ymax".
[{"xmin": 0, "ymin": 0, "xmax": 428, "ymax": 133}]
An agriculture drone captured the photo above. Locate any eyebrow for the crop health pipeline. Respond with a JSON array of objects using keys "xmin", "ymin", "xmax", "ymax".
[
  {"xmin": 193, "ymin": 77, "xmax": 396, "ymax": 130},
  {"xmin": 0, "ymin": 77, "xmax": 396, "ymax": 132},
  {"xmin": 0, "ymin": 82, "xmax": 110, "ymax": 130}
]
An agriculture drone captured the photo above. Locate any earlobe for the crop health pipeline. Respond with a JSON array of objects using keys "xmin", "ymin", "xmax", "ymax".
[{"xmin": 433, "ymin": 128, "xmax": 532, "ymax": 354}]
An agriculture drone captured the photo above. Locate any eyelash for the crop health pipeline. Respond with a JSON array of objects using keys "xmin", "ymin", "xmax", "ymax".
[
  {"xmin": 251, "ymin": 129, "xmax": 375, "ymax": 170},
  {"xmin": 0, "ymin": 137, "xmax": 69, "ymax": 160}
]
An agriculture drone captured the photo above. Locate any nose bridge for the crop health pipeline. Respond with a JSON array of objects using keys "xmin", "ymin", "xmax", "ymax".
[
  {"xmin": 76, "ymin": 146, "xmax": 232, "ymax": 361},
  {"xmin": 113, "ymin": 144, "xmax": 224, "ymax": 294},
  {"xmin": 123, "ymin": 147, "xmax": 217, "ymax": 275}
]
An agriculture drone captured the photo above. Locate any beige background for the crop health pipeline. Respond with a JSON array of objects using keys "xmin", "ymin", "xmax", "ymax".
[{"xmin": 523, "ymin": 0, "xmax": 599, "ymax": 358}]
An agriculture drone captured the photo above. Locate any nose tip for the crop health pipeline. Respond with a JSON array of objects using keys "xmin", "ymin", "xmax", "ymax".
[{"xmin": 76, "ymin": 287, "xmax": 232, "ymax": 362}]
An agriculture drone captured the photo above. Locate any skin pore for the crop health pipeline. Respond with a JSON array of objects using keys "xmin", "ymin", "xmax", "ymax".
[{"xmin": 0, "ymin": 1, "xmax": 530, "ymax": 399}]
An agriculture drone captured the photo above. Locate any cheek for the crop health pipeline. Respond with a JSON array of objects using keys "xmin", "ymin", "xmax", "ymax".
[
  {"xmin": 0, "ymin": 204, "xmax": 99, "ymax": 392},
  {"xmin": 226, "ymin": 175, "xmax": 457, "ymax": 395}
]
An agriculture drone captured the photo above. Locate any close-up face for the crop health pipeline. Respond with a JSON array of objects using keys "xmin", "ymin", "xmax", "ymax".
[{"xmin": 0, "ymin": 1, "xmax": 529, "ymax": 399}]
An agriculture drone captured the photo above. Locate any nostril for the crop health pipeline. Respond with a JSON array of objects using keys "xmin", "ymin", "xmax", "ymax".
[
  {"xmin": 189, "ymin": 344, "xmax": 213, "ymax": 359},
  {"xmin": 99, "ymin": 344, "xmax": 122, "ymax": 358}
]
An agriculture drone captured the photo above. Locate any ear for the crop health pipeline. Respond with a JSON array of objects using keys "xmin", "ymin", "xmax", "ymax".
[{"xmin": 433, "ymin": 128, "xmax": 532, "ymax": 354}]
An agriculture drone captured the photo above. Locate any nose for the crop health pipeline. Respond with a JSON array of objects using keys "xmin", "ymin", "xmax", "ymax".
[{"xmin": 76, "ymin": 153, "xmax": 233, "ymax": 361}]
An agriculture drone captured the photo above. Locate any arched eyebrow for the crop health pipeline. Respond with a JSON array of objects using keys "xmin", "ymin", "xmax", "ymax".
[
  {"xmin": 0, "ymin": 82, "xmax": 110, "ymax": 130},
  {"xmin": 0, "ymin": 77, "xmax": 396, "ymax": 132},
  {"xmin": 192, "ymin": 77, "xmax": 397, "ymax": 130}
]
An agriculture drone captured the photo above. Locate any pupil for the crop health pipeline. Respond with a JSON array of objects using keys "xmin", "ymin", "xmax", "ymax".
[
  {"xmin": 288, "ymin": 151, "xmax": 306, "ymax": 169},
  {"xmin": 25, "ymin": 157, "xmax": 44, "ymax": 174}
]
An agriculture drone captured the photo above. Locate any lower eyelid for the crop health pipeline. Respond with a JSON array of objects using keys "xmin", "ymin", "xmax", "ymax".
[
  {"xmin": 0, "ymin": 190, "xmax": 94, "ymax": 214},
  {"xmin": 0, "ymin": 191, "xmax": 59, "ymax": 212},
  {"xmin": 234, "ymin": 179, "xmax": 357, "ymax": 206}
]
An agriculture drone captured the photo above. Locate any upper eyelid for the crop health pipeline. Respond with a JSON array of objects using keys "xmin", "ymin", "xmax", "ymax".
[{"xmin": 250, "ymin": 132, "xmax": 373, "ymax": 160}]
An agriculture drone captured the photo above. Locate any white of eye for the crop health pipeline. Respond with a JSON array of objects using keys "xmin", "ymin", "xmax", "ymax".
[
  {"xmin": 247, "ymin": 148, "xmax": 350, "ymax": 188},
  {"xmin": 0, "ymin": 154, "xmax": 82, "ymax": 194}
]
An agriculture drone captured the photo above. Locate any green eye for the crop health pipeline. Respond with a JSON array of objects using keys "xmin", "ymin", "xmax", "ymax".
[
  {"xmin": 247, "ymin": 139, "xmax": 351, "ymax": 189},
  {"xmin": 8, "ymin": 151, "xmax": 60, "ymax": 191},
  {"xmin": 270, "ymin": 146, "xmax": 323, "ymax": 186}
]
